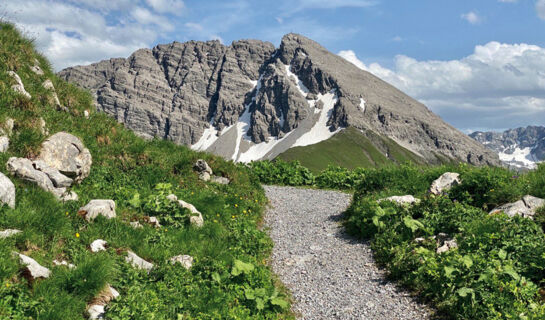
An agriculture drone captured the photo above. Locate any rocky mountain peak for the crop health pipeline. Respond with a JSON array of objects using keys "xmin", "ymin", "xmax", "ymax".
[{"xmin": 59, "ymin": 33, "xmax": 499, "ymax": 166}]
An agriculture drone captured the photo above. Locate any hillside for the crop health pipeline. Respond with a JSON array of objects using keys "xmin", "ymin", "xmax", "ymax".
[
  {"xmin": 0, "ymin": 23, "xmax": 291, "ymax": 319},
  {"xmin": 59, "ymin": 34, "xmax": 499, "ymax": 168},
  {"xmin": 471, "ymin": 126, "xmax": 545, "ymax": 169}
]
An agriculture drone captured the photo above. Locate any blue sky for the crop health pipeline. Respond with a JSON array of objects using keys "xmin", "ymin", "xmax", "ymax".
[{"xmin": 3, "ymin": 0, "xmax": 545, "ymax": 132}]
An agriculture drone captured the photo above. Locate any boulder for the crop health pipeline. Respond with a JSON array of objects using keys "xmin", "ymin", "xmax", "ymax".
[
  {"xmin": 429, "ymin": 172, "xmax": 461, "ymax": 195},
  {"xmin": 0, "ymin": 172, "xmax": 16, "ymax": 208},
  {"xmin": 14, "ymin": 252, "xmax": 51, "ymax": 279},
  {"xmin": 435, "ymin": 233, "xmax": 458, "ymax": 254},
  {"xmin": 79, "ymin": 200, "xmax": 116, "ymax": 221},
  {"xmin": 37, "ymin": 132, "xmax": 92, "ymax": 183},
  {"xmin": 0, "ymin": 136, "xmax": 9, "ymax": 152},
  {"xmin": 378, "ymin": 195, "xmax": 419, "ymax": 205},
  {"xmin": 33, "ymin": 160, "xmax": 73, "ymax": 188},
  {"xmin": 8, "ymin": 71, "xmax": 31, "ymax": 99},
  {"xmin": 0, "ymin": 229, "xmax": 21, "ymax": 238},
  {"xmin": 125, "ymin": 250, "xmax": 154, "ymax": 272},
  {"xmin": 489, "ymin": 195, "xmax": 545, "ymax": 219},
  {"xmin": 90, "ymin": 239, "xmax": 107, "ymax": 252},
  {"xmin": 211, "ymin": 176, "xmax": 230, "ymax": 185},
  {"xmin": 169, "ymin": 255, "xmax": 193, "ymax": 269},
  {"xmin": 199, "ymin": 172, "xmax": 211, "ymax": 182},
  {"xmin": 6, "ymin": 157, "xmax": 76, "ymax": 202},
  {"xmin": 194, "ymin": 159, "xmax": 213, "ymax": 175}
]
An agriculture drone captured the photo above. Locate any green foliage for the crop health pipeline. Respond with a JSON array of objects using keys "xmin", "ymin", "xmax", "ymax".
[
  {"xmin": 345, "ymin": 164, "xmax": 545, "ymax": 319},
  {"xmin": 0, "ymin": 22, "xmax": 291, "ymax": 319},
  {"xmin": 248, "ymin": 160, "xmax": 315, "ymax": 186}
]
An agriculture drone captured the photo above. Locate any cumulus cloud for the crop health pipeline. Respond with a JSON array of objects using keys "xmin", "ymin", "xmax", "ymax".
[
  {"xmin": 461, "ymin": 11, "xmax": 482, "ymax": 25},
  {"xmin": 338, "ymin": 42, "xmax": 545, "ymax": 131},
  {"xmin": 537, "ymin": 0, "xmax": 545, "ymax": 19},
  {"xmin": 146, "ymin": 0, "xmax": 185, "ymax": 15}
]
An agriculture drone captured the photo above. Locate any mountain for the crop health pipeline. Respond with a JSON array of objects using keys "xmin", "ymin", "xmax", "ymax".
[
  {"xmin": 59, "ymin": 33, "xmax": 500, "ymax": 167},
  {"xmin": 470, "ymin": 126, "xmax": 545, "ymax": 169}
]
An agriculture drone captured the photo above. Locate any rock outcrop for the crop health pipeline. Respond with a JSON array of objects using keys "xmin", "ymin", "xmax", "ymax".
[
  {"xmin": 429, "ymin": 172, "xmax": 461, "ymax": 195},
  {"xmin": 8, "ymin": 71, "xmax": 31, "ymax": 99},
  {"xmin": 169, "ymin": 255, "xmax": 193, "ymax": 270},
  {"xmin": 489, "ymin": 195, "xmax": 545, "ymax": 218},
  {"xmin": 0, "ymin": 229, "xmax": 21, "ymax": 238},
  {"xmin": 125, "ymin": 250, "xmax": 154, "ymax": 272},
  {"xmin": 60, "ymin": 34, "xmax": 499, "ymax": 166},
  {"xmin": 166, "ymin": 194, "xmax": 204, "ymax": 227},
  {"xmin": 14, "ymin": 252, "xmax": 51, "ymax": 280}
]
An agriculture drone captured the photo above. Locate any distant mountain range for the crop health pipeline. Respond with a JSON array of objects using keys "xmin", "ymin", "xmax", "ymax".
[
  {"xmin": 470, "ymin": 126, "xmax": 545, "ymax": 169},
  {"xmin": 59, "ymin": 33, "xmax": 499, "ymax": 169}
]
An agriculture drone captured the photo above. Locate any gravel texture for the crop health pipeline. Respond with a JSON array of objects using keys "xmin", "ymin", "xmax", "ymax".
[{"xmin": 263, "ymin": 185, "xmax": 433, "ymax": 320}]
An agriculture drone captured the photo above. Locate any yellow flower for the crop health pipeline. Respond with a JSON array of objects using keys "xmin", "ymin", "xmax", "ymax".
[
  {"xmin": 5, "ymin": 283, "xmax": 9, "ymax": 288},
  {"xmin": 75, "ymin": 233, "xmax": 80, "ymax": 238},
  {"xmin": 255, "ymin": 199, "xmax": 258, "ymax": 203},
  {"xmin": 243, "ymin": 210, "xmax": 247, "ymax": 214},
  {"xmin": 231, "ymin": 215, "xmax": 235, "ymax": 219},
  {"xmin": 216, "ymin": 213, "xmax": 220, "ymax": 217},
  {"xmin": 65, "ymin": 212, "xmax": 69, "ymax": 216},
  {"xmin": 248, "ymin": 209, "xmax": 251, "ymax": 213},
  {"xmin": 165, "ymin": 229, "xmax": 168, "ymax": 232},
  {"xmin": 234, "ymin": 204, "xmax": 238, "ymax": 208},
  {"xmin": 213, "ymin": 219, "xmax": 218, "ymax": 223},
  {"xmin": 191, "ymin": 192, "xmax": 194, "ymax": 195},
  {"xmin": 239, "ymin": 197, "xmax": 243, "ymax": 200}
]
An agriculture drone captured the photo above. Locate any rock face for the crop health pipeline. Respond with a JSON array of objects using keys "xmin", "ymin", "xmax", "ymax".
[
  {"xmin": 38, "ymin": 132, "xmax": 92, "ymax": 183},
  {"xmin": 429, "ymin": 172, "xmax": 461, "ymax": 195},
  {"xmin": 79, "ymin": 200, "xmax": 116, "ymax": 221},
  {"xmin": 490, "ymin": 195, "xmax": 545, "ymax": 218},
  {"xmin": 0, "ymin": 172, "xmax": 16, "ymax": 208},
  {"xmin": 60, "ymin": 34, "xmax": 499, "ymax": 166},
  {"xmin": 471, "ymin": 125, "xmax": 545, "ymax": 170}
]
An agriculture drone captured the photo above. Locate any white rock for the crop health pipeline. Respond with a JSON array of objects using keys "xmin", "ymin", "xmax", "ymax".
[
  {"xmin": 8, "ymin": 71, "xmax": 31, "ymax": 99},
  {"xmin": 125, "ymin": 250, "xmax": 154, "ymax": 271},
  {"xmin": 194, "ymin": 159, "xmax": 213, "ymax": 175},
  {"xmin": 87, "ymin": 304, "xmax": 105, "ymax": 320},
  {"xmin": 148, "ymin": 216, "xmax": 161, "ymax": 228},
  {"xmin": 378, "ymin": 195, "xmax": 419, "ymax": 205},
  {"xmin": 0, "ymin": 172, "xmax": 15, "ymax": 208},
  {"xmin": 429, "ymin": 172, "xmax": 461, "ymax": 195},
  {"xmin": 168, "ymin": 196, "xmax": 204, "ymax": 227},
  {"xmin": 90, "ymin": 239, "xmax": 107, "ymax": 252},
  {"xmin": 166, "ymin": 194, "xmax": 178, "ymax": 202},
  {"xmin": 211, "ymin": 176, "xmax": 230, "ymax": 185},
  {"xmin": 84, "ymin": 110, "xmax": 90, "ymax": 119},
  {"xmin": 436, "ymin": 239, "xmax": 458, "ymax": 254},
  {"xmin": 2, "ymin": 118, "xmax": 14, "ymax": 136},
  {"xmin": 15, "ymin": 252, "xmax": 51, "ymax": 279},
  {"xmin": 86, "ymin": 285, "xmax": 119, "ymax": 320},
  {"xmin": 79, "ymin": 200, "xmax": 116, "ymax": 221},
  {"xmin": 53, "ymin": 259, "xmax": 76, "ymax": 269},
  {"xmin": 42, "ymin": 80, "xmax": 62, "ymax": 109},
  {"xmin": 38, "ymin": 132, "xmax": 92, "ymax": 183},
  {"xmin": 489, "ymin": 195, "xmax": 545, "ymax": 219},
  {"xmin": 38, "ymin": 118, "xmax": 48, "ymax": 136},
  {"xmin": 31, "ymin": 59, "xmax": 44, "ymax": 75},
  {"xmin": 130, "ymin": 221, "xmax": 143, "ymax": 229},
  {"xmin": 0, "ymin": 229, "xmax": 21, "ymax": 238},
  {"xmin": 169, "ymin": 255, "xmax": 193, "ymax": 270},
  {"xmin": 0, "ymin": 136, "xmax": 9, "ymax": 152}
]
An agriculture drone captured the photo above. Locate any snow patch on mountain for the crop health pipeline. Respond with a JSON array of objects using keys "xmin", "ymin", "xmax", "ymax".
[{"xmin": 498, "ymin": 146, "xmax": 538, "ymax": 169}]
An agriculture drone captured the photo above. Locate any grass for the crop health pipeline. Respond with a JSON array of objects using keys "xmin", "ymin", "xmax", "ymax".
[
  {"xmin": 277, "ymin": 127, "xmax": 426, "ymax": 173},
  {"xmin": 0, "ymin": 22, "xmax": 292, "ymax": 319}
]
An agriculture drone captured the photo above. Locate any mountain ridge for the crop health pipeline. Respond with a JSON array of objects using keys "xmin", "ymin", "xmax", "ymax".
[{"xmin": 59, "ymin": 33, "xmax": 500, "ymax": 167}]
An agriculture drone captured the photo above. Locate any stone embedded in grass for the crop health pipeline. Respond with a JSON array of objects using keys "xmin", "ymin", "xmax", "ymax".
[
  {"xmin": 87, "ymin": 284, "xmax": 120, "ymax": 320},
  {"xmin": 429, "ymin": 172, "xmax": 461, "ymax": 195},
  {"xmin": 194, "ymin": 159, "xmax": 213, "ymax": 182},
  {"xmin": 6, "ymin": 157, "xmax": 77, "ymax": 202},
  {"xmin": 0, "ymin": 229, "xmax": 21, "ymax": 238},
  {"xmin": 84, "ymin": 110, "xmax": 90, "ymax": 119},
  {"xmin": 38, "ymin": 117, "xmax": 48, "ymax": 136},
  {"xmin": 147, "ymin": 216, "xmax": 161, "ymax": 228},
  {"xmin": 90, "ymin": 239, "xmax": 107, "ymax": 252},
  {"xmin": 0, "ymin": 172, "xmax": 16, "ymax": 208},
  {"xmin": 169, "ymin": 255, "xmax": 193, "ymax": 269},
  {"xmin": 0, "ymin": 136, "xmax": 9, "ymax": 152},
  {"xmin": 79, "ymin": 200, "xmax": 116, "ymax": 221},
  {"xmin": 8, "ymin": 71, "xmax": 31, "ymax": 99},
  {"xmin": 211, "ymin": 176, "xmax": 230, "ymax": 185},
  {"xmin": 489, "ymin": 195, "xmax": 545, "ymax": 219},
  {"xmin": 378, "ymin": 195, "xmax": 419, "ymax": 205},
  {"xmin": 167, "ymin": 194, "xmax": 204, "ymax": 227},
  {"xmin": 14, "ymin": 252, "xmax": 51, "ymax": 280},
  {"xmin": 125, "ymin": 250, "xmax": 154, "ymax": 272},
  {"xmin": 31, "ymin": 60, "xmax": 44, "ymax": 75},
  {"xmin": 33, "ymin": 160, "xmax": 73, "ymax": 188},
  {"xmin": 38, "ymin": 132, "xmax": 92, "ymax": 183},
  {"xmin": 1, "ymin": 118, "xmax": 14, "ymax": 136},
  {"xmin": 435, "ymin": 233, "xmax": 458, "ymax": 254},
  {"xmin": 52, "ymin": 259, "xmax": 76, "ymax": 269},
  {"xmin": 130, "ymin": 221, "xmax": 143, "ymax": 229},
  {"xmin": 42, "ymin": 80, "xmax": 64, "ymax": 110}
]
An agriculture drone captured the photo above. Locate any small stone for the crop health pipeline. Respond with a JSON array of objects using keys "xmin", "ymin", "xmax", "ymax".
[
  {"xmin": 90, "ymin": 239, "xmax": 107, "ymax": 252},
  {"xmin": 193, "ymin": 159, "xmax": 213, "ymax": 175},
  {"xmin": 0, "ymin": 172, "xmax": 16, "ymax": 208},
  {"xmin": 53, "ymin": 259, "xmax": 76, "ymax": 269},
  {"xmin": 125, "ymin": 250, "xmax": 154, "ymax": 271},
  {"xmin": 0, "ymin": 136, "xmax": 9, "ymax": 152},
  {"xmin": 378, "ymin": 195, "xmax": 420, "ymax": 205},
  {"xmin": 38, "ymin": 118, "xmax": 48, "ymax": 136},
  {"xmin": 148, "ymin": 216, "xmax": 161, "ymax": 228},
  {"xmin": 14, "ymin": 252, "xmax": 51, "ymax": 279},
  {"xmin": 169, "ymin": 255, "xmax": 194, "ymax": 269},
  {"xmin": 8, "ymin": 71, "xmax": 31, "ymax": 99},
  {"xmin": 0, "ymin": 229, "xmax": 21, "ymax": 238},
  {"xmin": 130, "ymin": 221, "xmax": 143, "ymax": 229},
  {"xmin": 87, "ymin": 304, "xmax": 105, "ymax": 320},
  {"xmin": 199, "ymin": 171, "xmax": 211, "ymax": 182},
  {"xmin": 429, "ymin": 172, "xmax": 461, "ymax": 195},
  {"xmin": 489, "ymin": 195, "xmax": 545, "ymax": 219},
  {"xmin": 211, "ymin": 175, "xmax": 230, "ymax": 185},
  {"xmin": 79, "ymin": 200, "xmax": 116, "ymax": 221},
  {"xmin": 84, "ymin": 110, "xmax": 90, "ymax": 119}
]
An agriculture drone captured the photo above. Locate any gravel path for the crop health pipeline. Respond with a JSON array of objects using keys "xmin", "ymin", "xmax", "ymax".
[{"xmin": 263, "ymin": 185, "xmax": 432, "ymax": 320}]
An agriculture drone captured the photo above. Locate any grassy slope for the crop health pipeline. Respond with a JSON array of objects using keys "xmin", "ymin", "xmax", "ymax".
[
  {"xmin": 278, "ymin": 127, "xmax": 426, "ymax": 173},
  {"xmin": 0, "ymin": 23, "xmax": 291, "ymax": 319}
]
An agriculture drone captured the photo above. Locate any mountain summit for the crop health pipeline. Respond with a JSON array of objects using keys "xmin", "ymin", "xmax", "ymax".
[{"xmin": 59, "ymin": 33, "xmax": 499, "ymax": 166}]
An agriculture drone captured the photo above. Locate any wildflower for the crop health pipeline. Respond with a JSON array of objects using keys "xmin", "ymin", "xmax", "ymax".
[
  {"xmin": 191, "ymin": 192, "xmax": 194, "ymax": 195},
  {"xmin": 213, "ymin": 219, "xmax": 218, "ymax": 223},
  {"xmin": 216, "ymin": 213, "xmax": 220, "ymax": 217},
  {"xmin": 65, "ymin": 212, "xmax": 69, "ymax": 216},
  {"xmin": 255, "ymin": 199, "xmax": 258, "ymax": 203},
  {"xmin": 490, "ymin": 189, "xmax": 494, "ymax": 192},
  {"xmin": 165, "ymin": 229, "xmax": 168, "ymax": 232},
  {"xmin": 234, "ymin": 204, "xmax": 238, "ymax": 208},
  {"xmin": 231, "ymin": 215, "xmax": 235, "ymax": 219},
  {"xmin": 248, "ymin": 209, "xmax": 251, "ymax": 213},
  {"xmin": 75, "ymin": 233, "xmax": 80, "ymax": 238},
  {"xmin": 5, "ymin": 283, "xmax": 9, "ymax": 288},
  {"xmin": 239, "ymin": 197, "xmax": 243, "ymax": 200},
  {"xmin": 243, "ymin": 210, "xmax": 247, "ymax": 214}
]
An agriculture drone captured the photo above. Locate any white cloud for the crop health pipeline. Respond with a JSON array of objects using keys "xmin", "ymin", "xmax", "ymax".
[
  {"xmin": 498, "ymin": 0, "xmax": 518, "ymax": 3},
  {"xmin": 131, "ymin": 7, "xmax": 174, "ymax": 31},
  {"xmin": 145, "ymin": 0, "xmax": 185, "ymax": 14},
  {"xmin": 461, "ymin": 11, "xmax": 482, "ymax": 25},
  {"xmin": 392, "ymin": 36, "xmax": 402, "ymax": 42},
  {"xmin": 338, "ymin": 42, "xmax": 545, "ymax": 131},
  {"xmin": 279, "ymin": 0, "xmax": 376, "ymax": 17},
  {"xmin": 537, "ymin": 0, "xmax": 545, "ymax": 20}
]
